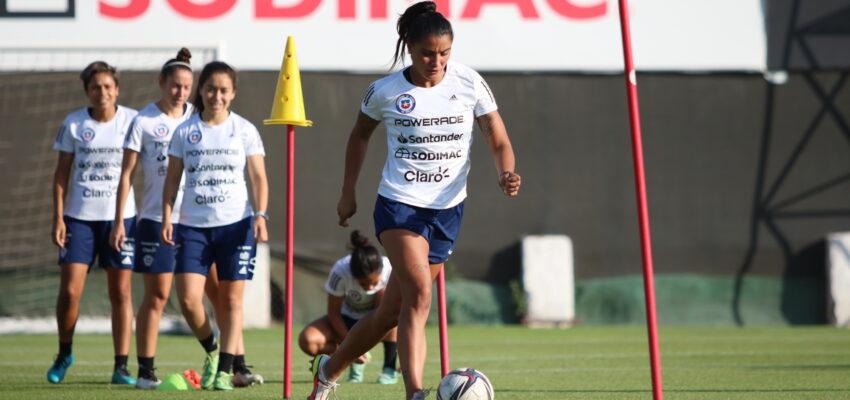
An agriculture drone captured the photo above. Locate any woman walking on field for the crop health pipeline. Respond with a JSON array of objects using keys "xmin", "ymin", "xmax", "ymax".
[
  {"xmin": 161, "ymin": 60, "xmax": 269, "ymax": 391},
  {"xmin": 48, "ymin": 61, "xmax": 138, "ymax": 385},
  {"xmin": 308, "ymin": 2, "xmax": 521, "ymax": 399}
]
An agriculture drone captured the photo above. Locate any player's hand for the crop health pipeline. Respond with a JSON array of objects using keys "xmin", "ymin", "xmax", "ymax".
[
  {"xmin": 337, "ymin": 192, "xmax": 357, "ymax": 227},
  {"xmin": 110, "ymin": 223, "xmax": 125, "ymax": 252},
  {"xmin": 357, "ymin": 353, "xmax": 371, "ymax": 363},
  {"xmin": 52, "ymin": 218, "xmax": 66, "ymax": 248},
  {"xmin": 499, "ymin": 171, "xmax": 521, "ymax": 197},
  {"xmin": 161, "ymin": 221, "xmax": 175, "ymax": 246},
  {"xmin": 253, "ymin": 216, "xmax": 268, "ymax": 243}
]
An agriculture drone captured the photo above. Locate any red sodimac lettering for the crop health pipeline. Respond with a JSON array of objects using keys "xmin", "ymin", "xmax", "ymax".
[{"xmin": 100, "ymin": 0, "xmax": 605, "ymax": 20}]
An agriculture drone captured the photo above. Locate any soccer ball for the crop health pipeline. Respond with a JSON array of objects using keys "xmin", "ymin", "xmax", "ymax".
[{"xmin": 436, "ymin": 368, "xmax": 494, "ymax": 400}]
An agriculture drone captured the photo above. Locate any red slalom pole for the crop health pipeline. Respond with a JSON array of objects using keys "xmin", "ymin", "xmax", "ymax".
[
  {"xmin": 284, "ymin": 124, "xmax": 295, "ymax": 399},
  {"xmin": 616, "ymin": 1, "xmax": 664, "ymax": 399},
  {"xmin": 437, "ymin": 268, "xmax": 450, "ymax": 376},
  {"xmin": 263, "ymin": 35, "xmax": 312, "ymax": 400}
]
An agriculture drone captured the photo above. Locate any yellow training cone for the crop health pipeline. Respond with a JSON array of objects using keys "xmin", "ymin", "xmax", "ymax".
[{"xmin": 264, "ymin": 36, "xmax": 312, "ymax": 126}]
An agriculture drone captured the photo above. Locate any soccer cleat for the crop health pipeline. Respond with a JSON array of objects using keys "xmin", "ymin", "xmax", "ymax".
[
  {"xmin": 376, "ymin": 367, "xmax": 399, "ymax": 384},
  {"xmin": 213, "ymin": 371, "xmax": 234, "ymax": 391},
  {"xmin": 46, "ymin": 353, "xmax": 74, "ymax": 383},
  {"xmin": 232, "ymin": 370, "xmax": 264, "ymax": 387},
  {"xmin": 346, "ymin": 361, "xmax": 366, "ymax": 383},
  {"xmin": 201, "ymin": 352, "xmax": 218, "ymax": 389},
  {"xmin": 135, "ymin": 376, "xmax": 161, "ymax": 389},
  {"xmin": 412, "ymin": 389, "xmax": 431, "ymax": 400},
  {"xmin": 307, "ymin": 355, "xmax": 339, "ymax": 400},
  {"xmin": 111, "ymin": 366, "xmax": 137, "ymax": 385}
]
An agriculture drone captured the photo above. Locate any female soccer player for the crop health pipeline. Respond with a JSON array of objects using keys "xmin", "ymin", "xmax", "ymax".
[
  {"xmin": 309, "ymin": 2, "xmax": 521, "ymax": 399},
  {"xmin": 299, "ymin": 230, "xmax": 398, "ymax": 384},
  {"xmin": 110, "ymin": 50, "xmax": 262, "ymax": 390},
  {"xmin": 161, "ymin": 60, "xmax": 269, "ymax": 391},
  {"xmin": 109, "ymin": 48, "xmax": 194, "ymax": 389},
  {"xmin": 48, "ymin": 61, "xmax": 138, "ymax": 385}
]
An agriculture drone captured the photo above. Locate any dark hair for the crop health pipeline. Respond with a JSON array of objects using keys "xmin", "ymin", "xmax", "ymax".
[
  {"xmin": 192, "ymin": 61, "xmax": 237, "ymax": 115},
  {"xmin": 392, "ymin": 1, "xmax": 453, "ymax": 69},
  {"xmin": 348, "ymin": 230, "xmax": 383, "ymax": 279},
  {"xmin": 160, "ymin": 47, "xmax": 192, "ymax": 80},
  {"xmin": 80, "ymin": 61, "xmax": 118, "ymax": 90}
]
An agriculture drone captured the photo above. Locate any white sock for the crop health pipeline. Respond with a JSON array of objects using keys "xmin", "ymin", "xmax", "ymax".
[{"xmin": 318, "ymin": 357, "xmax": 336, "ymax": 384}]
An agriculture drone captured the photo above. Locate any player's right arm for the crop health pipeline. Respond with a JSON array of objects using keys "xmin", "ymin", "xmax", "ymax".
[
  {"xmin": 110, "ymin": 149, "xmax": 138, "ymax": 251},
  {"xmin": 160, "ymin": 156, "xmax": 183, "ymax": 246},
  {"xmin": 337, "ymin": 111, "xmax": 380, "ymax": 227},
  {"xmin": 52, "ymin": 151, "xmax": 74, "ymax": 248},
  {"xmin": 326, "ymin": 294, "xmax": 348, "ymax": 340}
]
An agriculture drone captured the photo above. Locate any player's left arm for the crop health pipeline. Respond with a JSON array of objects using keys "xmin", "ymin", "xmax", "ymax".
[
  {"xmin": 247, "ymin": 154, "xmax": 269, "ymax": 242},
  {"xmin": 477, "ymin": 110, "xmax": 521, "ymax": 196}
]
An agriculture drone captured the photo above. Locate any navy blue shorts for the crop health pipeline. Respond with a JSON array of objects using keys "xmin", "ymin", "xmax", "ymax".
[
  {"xmin": 174, "ymin": 217, "xmax": 256, "ymax": 281},
  {"xmin": 59, "ymin": 216, "xmax": 136, "ymax": 269},
  {"xmin": 135, "ymin": 218, "xmax": 177, "ymax": 274},
  {"xmin": 342, "ymin": 314, "xmax": 359, "ymax": 330},
  {"xmin": 373, "ymin": 195, "xmax": 464, "ymax": 264}
]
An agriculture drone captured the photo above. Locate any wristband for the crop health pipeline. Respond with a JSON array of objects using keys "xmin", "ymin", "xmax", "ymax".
[{"xmin": 254, "ymin": 211, "xmax": 270, "ymax": 221}]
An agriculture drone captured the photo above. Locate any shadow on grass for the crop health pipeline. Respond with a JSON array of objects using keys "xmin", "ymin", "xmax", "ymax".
[{"xmin": 739, "ymin": 363, "xmax": 850, "ymax": 370}]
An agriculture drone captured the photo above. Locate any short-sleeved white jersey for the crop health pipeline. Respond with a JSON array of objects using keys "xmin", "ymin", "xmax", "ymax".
[
  {"xmin": 168, "ymin": 112, "xmax": 265, "ymax": 228},
  {"xmin": 324, "ymin": 254, "xmax": 392, "ymax": 319},
  {"xmin": 124, "ymin": 102, "xmax": 194, "ymax": 223},
  {"xmin": 53, "ymin": 106, "xmax": 138, "ymax": 221},
  {"xmin": 361, "ymin": 61, "xmax": 498, "ymax": 209}
]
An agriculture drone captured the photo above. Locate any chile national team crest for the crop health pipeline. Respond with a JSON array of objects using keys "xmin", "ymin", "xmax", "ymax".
[
  {"xmin": 81, "ymin": 128, "xmax": 96, "ymax": 142},
  {"xmin": 153, "ymin": 124, "xmax": 169, "ymax": 138},
  {"xmin": 187, "ymin": 130, "xmax": 202, "ymax": 144},
  {"xmin": 395, "ymin": 94, "xmax": 416, "ymax": 114}
]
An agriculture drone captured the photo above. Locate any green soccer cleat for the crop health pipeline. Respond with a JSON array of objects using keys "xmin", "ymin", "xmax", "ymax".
[
  {"xmin": 213, "ymin": 371, "xmax": 234, "ymax": 391},
  {"xmin": 376, "ymin": 367, "xmax": 399, "ymax": 384},
  {"xmin": 46, "ymin": 353, "xmax": 74, "ymax": 384},
  {"xmin": 307, "ymin": 355, "xmax": 339, "ymax": 400},
  {"xmin": 201, "ymin": 352, "xmax": 218, "ymax": 389}
]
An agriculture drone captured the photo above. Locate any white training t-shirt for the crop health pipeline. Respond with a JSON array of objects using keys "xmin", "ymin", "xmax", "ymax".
[
  {"xmin": 53, "ymin": 106, "xmax": 138, "ymax": 221},
  {"xmin": 124, "ymin": 102, "xmax": 194, "ymax": 223},
  {"xmin": 169, "ymin": 112, "xmax": 265, "ymax": 228},
  {"xmin": 324, "ymin": 254, "xmax": 393, "ymax": 319},
  {"xmin": 361, "ymin": 61, "xmax": 498, "ymax": 209}
]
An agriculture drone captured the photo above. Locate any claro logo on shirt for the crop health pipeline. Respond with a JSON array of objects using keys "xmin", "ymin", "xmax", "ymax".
[{"xmin": 404, "ymin": 166, "xmax": 451, "ymax": 183}]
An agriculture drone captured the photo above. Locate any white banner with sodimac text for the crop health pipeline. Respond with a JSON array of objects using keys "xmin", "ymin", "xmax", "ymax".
[{"xmin": 0, "ymin": 0, "xmax": 765, "ymax": 71}]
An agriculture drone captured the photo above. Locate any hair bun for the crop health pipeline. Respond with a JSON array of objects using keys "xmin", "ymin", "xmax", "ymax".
[
  {"xmin": 176, "ymin": 47, "xmax": 192, "ymax": 62},
  {"xmin": 350, "ymin": 230, "xmax": 371, "ymax": 249}
]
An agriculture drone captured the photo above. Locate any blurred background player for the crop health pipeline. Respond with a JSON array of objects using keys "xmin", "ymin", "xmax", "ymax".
[
  {"xmin": 309, "ymin": 2, "xmax": 521, "ymax": 399},
  {"xmin": 161, "ymin": 60, "xmax": 269, "ymax": 391},
  {"xmin": 49, "ymin": 61, "xmax": 139, "ymax": 385},
  {"xmin": 109, "ymin": 48, "xmax": 194, "ymax": 389},
  {"xmin": 299, "ymin": 230, "xmax": 398, "ymax": 384}
]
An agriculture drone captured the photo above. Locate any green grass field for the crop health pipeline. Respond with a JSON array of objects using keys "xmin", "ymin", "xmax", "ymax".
[{"xmin": 1, "ymin": 326, "xmax": 849, "ymax": 399}]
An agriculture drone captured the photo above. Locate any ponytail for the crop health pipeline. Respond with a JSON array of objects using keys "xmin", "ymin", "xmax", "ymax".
[
  {"xmin": 392, "ymin": 1, "xmax": 453, "ymax": 69},
  {"xmin": 348, "ymin": 230, "xmax": 383, "ymax": 278}
]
